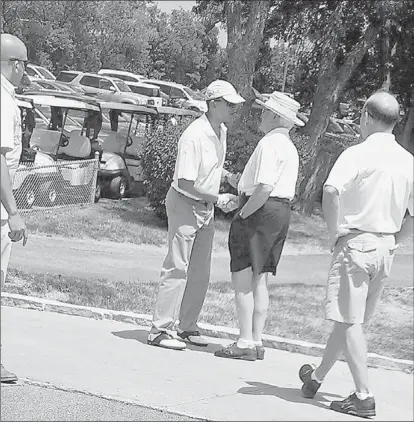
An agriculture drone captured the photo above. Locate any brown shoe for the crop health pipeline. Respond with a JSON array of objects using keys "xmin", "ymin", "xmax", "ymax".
[
  {"xmin": 214, "ymin": 342, "xmax": 257, "ymax": 361},
  {"xmin": 1, "ymin": 364, "xmax": 17, "ymax": 383}
]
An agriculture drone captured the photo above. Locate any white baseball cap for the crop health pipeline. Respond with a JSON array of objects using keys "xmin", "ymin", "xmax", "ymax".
[{"xmin": 204, "ymin": 80, "xmax": 245, "ymax": 104}]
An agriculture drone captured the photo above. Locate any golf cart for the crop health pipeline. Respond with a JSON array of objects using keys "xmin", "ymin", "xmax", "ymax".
[
  {"xmin": 97, "ymin": 101, "xmax": 158, "ymax": 199},
  {"xmin": 21, "ymin": 91, "xmax": 102, "ymax": 204},
  {"xmin": 13, "ymin": 96, "xmax": 61, "ymax": 209}
]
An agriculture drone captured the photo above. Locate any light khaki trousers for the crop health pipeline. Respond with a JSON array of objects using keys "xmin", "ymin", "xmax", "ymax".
[{"xmin": 152, "ymin": 187, "xmax": 214, "ymax": 333}]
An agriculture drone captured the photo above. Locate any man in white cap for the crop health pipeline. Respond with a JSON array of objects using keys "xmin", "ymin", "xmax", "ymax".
[
  {"xmin": 215, "ymin": 91, "xmax": 304, "ymax": 361},
  {"xmin": 299, "ymin": 91, "xmax": 413, "ymax": 418},
  {"xmin": 1, "ymin": 33, "xmax": 29, "ymax": 383},
  {"xmin": 148, "ymin": 80, "xmax": 245, "ymax": 350}
]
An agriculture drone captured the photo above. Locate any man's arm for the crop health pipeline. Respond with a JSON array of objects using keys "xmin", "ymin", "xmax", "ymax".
[
  {"xmin": 395, "ymin": 213, "xmax": 414, "ymax": 245},
  {"xmin": 177, "ymin": 179, "xmax": 218, "ymax": 204},
  {"xmin": 1, "ymin": 153, "xmax": 28, "ymax": 245},
  {"xmin": 322, "ymin": 185, "xmax": 342, "ymax": 250},
  {"xmin": 238, "ymin": 183, "xmax": 273, "ymax": 219}
]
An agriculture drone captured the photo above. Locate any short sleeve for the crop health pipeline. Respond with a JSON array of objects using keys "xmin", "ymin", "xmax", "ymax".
[
  {"xmin": 1, "ymin": 95, "xmax": 15, "ymax": 154},
  {"xmin": 325, "ymin": 148, "xmax": 358, "ymax": 194},
  {"xmin": 253, "ymin": 141, "xmax": 284, "ymax": 187},
  {"xmin": 175, "ymin": 132, "xmax": 200, "ymax": 181}
]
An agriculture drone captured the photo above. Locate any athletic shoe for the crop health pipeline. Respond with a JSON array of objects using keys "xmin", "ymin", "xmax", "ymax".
[
  {"xmin": 330, "ymin": 393, "xmax": 376, "ymax": 418},
  {"xmin": 299, "ymin": 363, "xmax": 321, "ymax": 398}
]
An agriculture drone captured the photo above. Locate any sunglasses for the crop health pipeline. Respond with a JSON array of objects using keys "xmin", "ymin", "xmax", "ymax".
[{"xmin": 9, "ymin": 58, "xmax": 28, "ymax": 69}]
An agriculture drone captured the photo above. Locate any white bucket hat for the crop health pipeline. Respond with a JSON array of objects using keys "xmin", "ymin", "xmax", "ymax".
[
  {"xmin": 256, "ymin": 91, "xmax": 305, "ymax": 127},
  {"xmin": 205, "ymin": 80, "xmax": 245, "ymax": 104}
]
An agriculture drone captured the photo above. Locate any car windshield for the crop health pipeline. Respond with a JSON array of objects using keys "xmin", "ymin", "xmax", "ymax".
[
  {"xmin": 35, "ymin": 67, "xmax": 56, "ymax": 80},
  {"xmin": 183, "ymin": 86, "xmax": 205, "ymax": 101},
  {"xmin": 115, "ymin": 81, "xmax": 131, "ymax": 92}
]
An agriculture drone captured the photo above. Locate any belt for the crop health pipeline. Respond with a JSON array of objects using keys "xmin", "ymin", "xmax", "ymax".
[
  {"xmin": 172, "ymin": 187, "xmax": 209, "ymax": 207},
  {"xmin": 348, "ymin": 228, "xmax": 395, "ymax": 237},
  {"xmin": 241, "ymin": 194, "xmax": 291, "ymax": 206}
]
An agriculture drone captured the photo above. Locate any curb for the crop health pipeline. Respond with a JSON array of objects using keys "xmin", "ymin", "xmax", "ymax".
[{"xmin": 2, "ymin": 292, "xmax": 413, "ymax": 374}]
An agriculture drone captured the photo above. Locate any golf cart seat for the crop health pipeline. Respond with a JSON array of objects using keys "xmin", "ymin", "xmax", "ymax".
[{"xmin": 59, "ymin": 131, "xmax": 91, "ymax": 158}]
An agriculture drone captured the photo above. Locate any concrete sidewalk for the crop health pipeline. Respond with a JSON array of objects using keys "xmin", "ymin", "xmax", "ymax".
[{"xmin": 2, "ymin": 306, "xmax": 413, "ymax": 421}]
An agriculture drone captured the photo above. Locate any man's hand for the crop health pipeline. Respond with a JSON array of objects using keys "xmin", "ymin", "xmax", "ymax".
[
  {"xmin": 8, "ymin": 212, "xmax": 28, "ymax": 246},
  {"xmin": 329, "ymin": 227, "xmax": 351, "ymax": 252}
]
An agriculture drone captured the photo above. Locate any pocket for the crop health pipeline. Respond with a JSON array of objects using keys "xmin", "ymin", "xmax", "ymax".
[{"xmin": 346, "ymin": 241, "xmax": 377, "ymax": 273}]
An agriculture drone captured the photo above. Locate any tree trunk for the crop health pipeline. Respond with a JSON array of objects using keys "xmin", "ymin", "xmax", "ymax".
[
  {"xmin": 401, "ymin": 91, "xmax": 414, "ymax": 153},
  {"xmin": 297, "ymin": 16, "xmax": 381, "ymax": 214},
  {"xmin": 225, "ymin": 0, "xmax": 271, "ymax": 129}
]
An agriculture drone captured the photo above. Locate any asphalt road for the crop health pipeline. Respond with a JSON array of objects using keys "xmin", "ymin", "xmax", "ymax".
[
  {"xmin": 1, "ymin": 383, "xmax": 201, "ymax": 421},
  {"xmin": 9, "ymin": 234, "xmax": 413, "ymax": 287}
]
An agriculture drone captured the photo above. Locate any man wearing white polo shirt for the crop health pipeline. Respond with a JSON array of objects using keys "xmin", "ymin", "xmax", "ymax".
[
  {"xmin": 299, "ymin": 91, "xmax": 413, "ymax": 418},
  {"xmin": 148, "ymin": 80, "xmax": 245, "ymax": 350},
  {"xmin": 1, "ymin": 34, "xmax": 29, "ymax": 383}
]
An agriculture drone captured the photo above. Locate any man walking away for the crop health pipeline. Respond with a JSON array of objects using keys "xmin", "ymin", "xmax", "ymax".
[
  {"xmin": 1, "ymin": 33, "xmax": 30, "ymax": 383},
  {"xmin": 148, "ymin": 80, "xmax": 244, "ymax": 350},
  {"xmin": 299, "ymin": 91, "xmax": 413, "ymax": 418}
]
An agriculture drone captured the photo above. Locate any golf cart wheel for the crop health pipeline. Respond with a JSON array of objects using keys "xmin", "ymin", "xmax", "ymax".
[
  {"xmin": 39, "ymin": 181, "xmax": 59, "ymax": 207},
  {"xmin": 109, "ymin": 176, "xmax": 127, "ymax": 199},
  {"xmin": 94, "ymin": 181, "xmax": 102, "ymax": 203},
  {"xmin": 16, "ymin": 187, "xmax": 36, "ymax": 210}
]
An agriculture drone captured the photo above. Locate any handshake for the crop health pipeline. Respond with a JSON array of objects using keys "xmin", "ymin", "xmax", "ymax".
[{"xmin": 216, "ymin": 193, "xmax": 239, "ymax": 213}]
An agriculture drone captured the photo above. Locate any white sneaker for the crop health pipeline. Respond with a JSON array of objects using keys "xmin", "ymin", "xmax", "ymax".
[{"xmin": 147, "ymin": 332, "xmax": 186, "ymax": 350}]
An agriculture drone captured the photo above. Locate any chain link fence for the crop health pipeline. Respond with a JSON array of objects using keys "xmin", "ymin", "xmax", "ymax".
[{"xmin": 12, "ymin": 158, "xmax": 99, "ymax": 212}]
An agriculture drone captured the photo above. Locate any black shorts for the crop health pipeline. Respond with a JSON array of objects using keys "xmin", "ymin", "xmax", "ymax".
[{"xmin": 228, "ymin": 196, "xmax": 291, "ymax": 275}]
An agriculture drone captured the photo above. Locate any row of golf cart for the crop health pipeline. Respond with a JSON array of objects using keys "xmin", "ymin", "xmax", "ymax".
[{"xmin": 14, "ymin": 90, "xmax": 200, "ymax": 209}]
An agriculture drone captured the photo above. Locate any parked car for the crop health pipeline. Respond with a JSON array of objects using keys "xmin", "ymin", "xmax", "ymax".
[
  {"xmin": 24, "ymin": 79, "xmax": 87, "ymax": 95},
  {"xmin": 26, "ymin": 63, "xmax": 56, "ymax": 81},
  {"xmin": 55, "ymin": 72, "xmax": 151, "ymax": 105},
  {"xmin": 124, "ymin": 81, "xmax": 168, "ymax": 107},
  {"xmin": 141, "ymin": 79, "xmax": 207, "ymax": 112},
  {"xmin": 98, "ymin": 69, "xmax": 145, "ymax": 83}
]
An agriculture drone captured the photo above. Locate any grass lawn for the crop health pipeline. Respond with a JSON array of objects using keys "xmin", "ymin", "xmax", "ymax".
[
  {"xmin": 4, "ymin": 268, "xmax": 413, "ymax": 361},
  {"xmin": 22, "ymin": 197, "xmax": 414, "ymax": 254}
]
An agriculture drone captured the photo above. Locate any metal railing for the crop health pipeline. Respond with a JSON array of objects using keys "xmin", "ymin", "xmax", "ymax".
[{"xmin": 12, "ymin": 158, "xmax": 99, "ymax": 212}]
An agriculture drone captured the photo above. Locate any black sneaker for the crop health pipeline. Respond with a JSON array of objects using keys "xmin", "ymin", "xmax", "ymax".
[
  {"xmin": 330, "ymin": 393, "xmax": 376, "ymax": 418},
  {"xmin": 299, "ymin": 363, "xmax": 321, "ymax": 398}
]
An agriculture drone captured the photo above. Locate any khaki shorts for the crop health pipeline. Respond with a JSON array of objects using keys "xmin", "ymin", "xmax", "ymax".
[{"xmin": 325, "ymin": 232, "xmax": 397, "ymax": 324}]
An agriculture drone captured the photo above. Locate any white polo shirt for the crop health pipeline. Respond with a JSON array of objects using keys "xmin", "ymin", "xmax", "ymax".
[
  {"xmin": 1, "ymin": 74, "xmax": 22, "ymax": 221},
  {"xmin": 172, "ymin": 114, "xmax": 227, "ymax": 200},
  {"xmin": 325, "ymin": 132, "xmax": 414, "ymax": 234},
  {"xmin": 238, "ymin": 128, "xmax": 299, "ymax": 200}
]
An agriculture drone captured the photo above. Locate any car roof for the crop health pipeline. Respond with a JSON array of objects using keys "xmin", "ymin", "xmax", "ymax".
[
  {"xmin": 125, "ymin": 81, "xmax": 160, "ymax": 89},
  {"xmin": 142, "ymin": 79, "xmax": 184, "ymax": 89},
  {"xmin": 98, "ymin": 69, "xmax": 145, "ymax": 77}
]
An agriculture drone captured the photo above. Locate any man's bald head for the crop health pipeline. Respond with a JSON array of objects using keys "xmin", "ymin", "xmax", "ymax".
[
  {"xmin": 365, "ymin": 91, "xmax": 400, "ymax": 127},
  {"xmin": 1, "ymin": 33, "xmax": 28, "ymax": 87},
  {"xmin": 1, "ymin": 33, "xmax": 28, "ymax": 62}
]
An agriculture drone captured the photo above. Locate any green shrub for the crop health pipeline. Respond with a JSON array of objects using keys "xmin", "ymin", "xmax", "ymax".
[{"xmin": 142, "ymin": 118, "xmax": 195, "ymax": 219}]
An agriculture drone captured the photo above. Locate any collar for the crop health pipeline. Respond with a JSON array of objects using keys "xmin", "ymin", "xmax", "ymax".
[
  {"xmin": 266, "ymin": 127, "xmax": 291, "ymax": 138},
  {"xmin": 201, "ymin": 113, "xmax": 227, "ymax": 142},
  {"xmin": 1, "ymin": 73, "xmax": 16, "ymax": 98},
  {"xmin": 364, "ymin": 132, "xmax": 396, "ymax": 144}
]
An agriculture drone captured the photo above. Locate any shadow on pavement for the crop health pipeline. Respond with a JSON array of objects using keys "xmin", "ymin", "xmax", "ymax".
[
  {"xmin": 111, "ymin": 329, "xmax": 230, "ymax": 355},
  {"xmin": 238, "ymin": 381, "xmax": 343, "ymax": 411}
]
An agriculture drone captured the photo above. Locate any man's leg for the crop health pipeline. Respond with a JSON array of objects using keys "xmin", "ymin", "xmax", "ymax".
[
  {"xmin": 252, "ymin": 272, "xmax": 269, "ymax": 343},
  {"xmin": 1, "ymin": 221, "xmax": 17, "ymax": 383},
  {"xmin": 178, "ymin": 214, "xmax": 214, "ymax": 335},
  {"xmin": 149, "ymin": 189, "xmax": 197, "ymax": 349}
]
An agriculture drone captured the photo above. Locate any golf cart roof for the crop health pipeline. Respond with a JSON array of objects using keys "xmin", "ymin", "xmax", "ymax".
[
  {"xmin": 15, "ymin": 95, "xmax": 34, "ymax": 109},
  {"xmin": 99, "ymin": 101, "xmax": 158, "ymax": 115},
  {"xmin": 154, "ymin": 106, "xmax": 201, "ymax": 117},
  {"xmin": 22, "ymin": 92, "xmax": 100, "ymax": 112}
]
